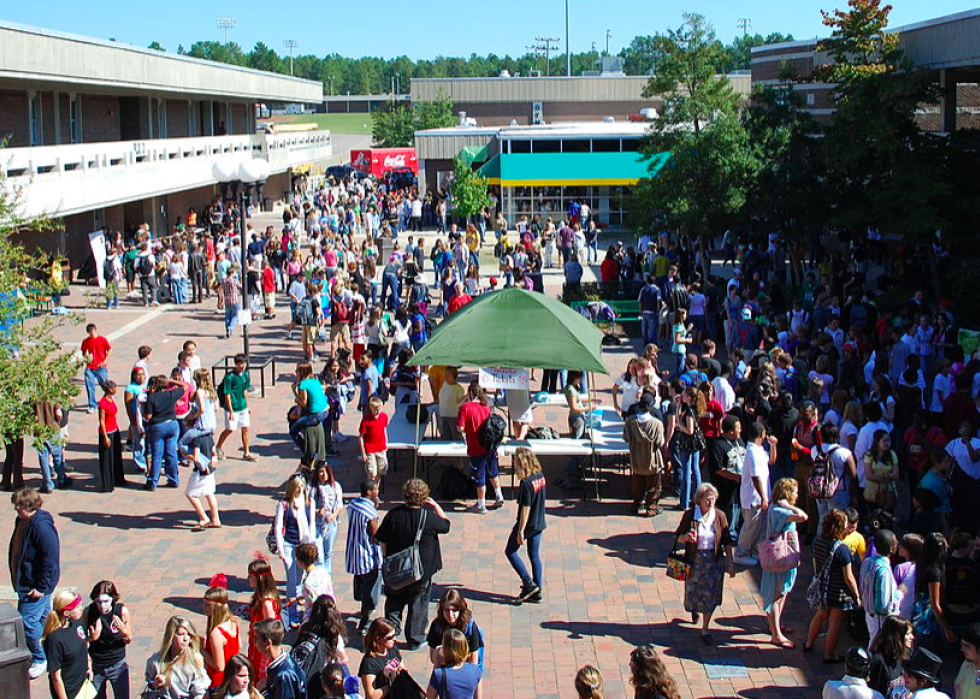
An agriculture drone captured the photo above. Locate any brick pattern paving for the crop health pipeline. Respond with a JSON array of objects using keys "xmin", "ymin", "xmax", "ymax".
[{"xmin": 2, "ymin": 222, "xmax": 838, "ymax": 698}]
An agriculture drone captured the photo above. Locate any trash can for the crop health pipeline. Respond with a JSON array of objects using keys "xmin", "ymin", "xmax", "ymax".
[{"xmin": 0, "ymin": 603, "xmax": 31, "ymax": 699}]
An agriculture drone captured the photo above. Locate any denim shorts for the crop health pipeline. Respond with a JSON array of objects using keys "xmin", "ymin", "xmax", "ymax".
[{"xmin": 469, "ymin": 450, "xmax": 500, "ymax": 487}]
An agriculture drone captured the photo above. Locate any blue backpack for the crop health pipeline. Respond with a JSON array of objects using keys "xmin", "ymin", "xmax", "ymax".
[{"xmin": 465, "ymin": 620, "xmax": 486, "ymax": 671}]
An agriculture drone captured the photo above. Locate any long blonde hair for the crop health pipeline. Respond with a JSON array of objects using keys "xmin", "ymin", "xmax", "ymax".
[
  {"xmin": 41, "ymin": 590, "xmax": 79, "ymax": 640},
  {"xmin": 514, "ymin": 448, "xmax": 543, "ymax": 481},
  {"xmin": 205, "ymin": 586, "xmax": 235, "ymax": 636},
  {"xmin": 157, "ymin": 616, "xmax": 205, "ymax": 680},
  {"xmin": 194, "ymin": 369, "xmax": 217, "ymax": 401}
]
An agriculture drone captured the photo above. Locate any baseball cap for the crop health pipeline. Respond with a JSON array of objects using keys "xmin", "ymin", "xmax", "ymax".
[{"xmin": 741, "ymin": 308, "xmax": 752, "ymax": 320}]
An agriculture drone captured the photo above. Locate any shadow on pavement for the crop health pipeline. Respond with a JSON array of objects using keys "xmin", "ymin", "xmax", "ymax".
[
  {"xmin": 586, "ymin": 531, "xmax": 674, "ymax": 567},
  {"xmin": 60, "ymin": 508, "xmax": 268, "ymax": 529}
]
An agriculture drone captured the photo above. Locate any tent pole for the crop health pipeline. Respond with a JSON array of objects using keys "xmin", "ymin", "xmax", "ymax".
[
  {"xmin": 586, "ymin": 371, "xmax": 600, "ymax": 501},
  {"xmin": 413, "ymin": 374, "xmax": 421, "ymax": 478}
]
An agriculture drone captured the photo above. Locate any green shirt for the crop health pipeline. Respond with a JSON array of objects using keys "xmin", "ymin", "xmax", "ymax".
[{"xmin": 221, "ymin": 370, "xmax": 251, "ymax": 412}]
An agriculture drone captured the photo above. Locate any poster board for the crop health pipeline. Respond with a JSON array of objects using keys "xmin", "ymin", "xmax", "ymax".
[
  {"xmin": 89, "ymin": 230, "xmax": 107, "ymax": 288},
  {"xmin": 478, "ymin": 367, "xmax": 530, "ymax": 391}
]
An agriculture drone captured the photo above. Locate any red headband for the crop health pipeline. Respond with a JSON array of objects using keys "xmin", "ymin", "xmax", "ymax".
[{"xmin": 63, "ymin": 594, "xmax": 82, "ymax": 613}]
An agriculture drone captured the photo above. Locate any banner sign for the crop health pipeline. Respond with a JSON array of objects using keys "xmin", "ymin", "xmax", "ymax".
[{"xmin": 478, "ymin": 367, "xmax": 530, "ymax": 391}]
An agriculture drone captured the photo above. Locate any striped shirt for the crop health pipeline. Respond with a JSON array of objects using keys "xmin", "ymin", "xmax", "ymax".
[{"xmin": 346, "ymin": 497, "xmax": 382, "ymax": 575}]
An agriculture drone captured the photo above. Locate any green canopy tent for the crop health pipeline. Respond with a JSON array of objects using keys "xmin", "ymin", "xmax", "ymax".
[
  {"xmin": 407, "ymin": 288, "xmax": 608, "ymax": 374},
  {"xmin": 405, "ymin": 288, "xmax": 608, "ymax": 477}
]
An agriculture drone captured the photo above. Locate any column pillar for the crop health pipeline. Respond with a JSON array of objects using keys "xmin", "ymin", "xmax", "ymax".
[{"xmin": 940, "ymin": 69, "xmax": 957, "ymax": 133}]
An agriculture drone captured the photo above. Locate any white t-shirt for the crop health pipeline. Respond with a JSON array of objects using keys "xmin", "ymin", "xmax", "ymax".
[
  {"xmin": 945, "ymin": 437, "xmax": 980, "ymax": 480},
  {"xmin": 810, "ymin": 443, "xmax": 853, "ymax": 489},
  {"xmin": 840, "ymin": 420, "xmax": 859, "ymax": 450},
  {"xmin": 930, "ymin": 372, "xmax": 953, "ymax": 413},
  {"xmin": 740, "ymin": 442, "xmax": 771, "ymax": 509},
  {"xmin": 712, "ymin": 376, "xmax": 735, "ymax": 413},
  {"xmin": 615, "ymin": 376, "xmax": 642, "ymax": 413}
]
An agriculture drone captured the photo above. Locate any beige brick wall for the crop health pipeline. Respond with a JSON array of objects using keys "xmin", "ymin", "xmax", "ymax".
[
  {"xmin": 0, "ymin": 90, "xmax": 29, "ymax": 147},
  {"xmin": 82, "ymin": 94, "xmax": 121, "ymax": 142}
]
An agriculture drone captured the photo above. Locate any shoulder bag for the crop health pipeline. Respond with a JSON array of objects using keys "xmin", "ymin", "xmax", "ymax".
[
  {"xmin": 382, "ymin": 509, "xmax": 427, "ymax": 590},
  {"xmin": 758, "ymin": 510, "xmax": 801, "ymax": 573},
  {"xmin": 665, "ymin": 534, "xmax": 692, "ymax": 581}
]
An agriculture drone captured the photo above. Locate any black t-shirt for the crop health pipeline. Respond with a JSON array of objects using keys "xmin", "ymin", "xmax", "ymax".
[
  {"xmin": 358, "ymin": 647, "xmax": 401, "ymax": 690},
  {"xmin": 516, "ymin": 473, "xmax": 547, "ymax": 535},
  {"xmin": 944, "ymin": 554, "xmax": 980, "ymax": 606},
  {"xmin": 375, "ymin": 505, "xmax": 451, "ymax": 581},
  {"xmin": 710, "ymin": 436, "xmax": 746, "ymax": 477},
  {"xmin": 144, "ymin": 388, "xmax": 181, "ymax": 425},
  {"xmin": 869, "ymin": 654, "xmax": 903, "ymax": 697},
  {"xmin": 425, "ymin": 618, "xmax": 484, "ymax": 653},
  {"xmin": 45, "ymin": 620, "xmax": 88, "ymax": 699},
  {"xmin": 86, "ymin": 602, "xmax": 127, "ymax": 667}
]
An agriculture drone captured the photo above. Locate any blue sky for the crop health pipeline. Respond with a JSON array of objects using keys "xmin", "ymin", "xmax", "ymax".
[{"xmin": 3, "ymin": 0, "xmax": 978, "ymax": 59}]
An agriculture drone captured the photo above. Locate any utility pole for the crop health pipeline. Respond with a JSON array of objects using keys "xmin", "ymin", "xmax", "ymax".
[
  {"xmin": 283, "ymin": 39, "xmax": 299, "ymax": 76},
  {"xmin": 535, "ymin": 36, "xmax": 561, "ymax": 76},
  {"xmin": 526, "ymin": 43, "xmax": 546, "ymax": 74},
  {"xmin": 737, "ymin": 18, "xmax": 752, "ymax": 37},
  {"xmin": 215, "ymin": 18, "xmax": 236, "ymax": 44},
  {"xmin": 605, "ymin": 29, "xmax": 612, "ymax": 56},
  {"xmin": 565, "ymin": 0, "xmax": 571, "ymax": 77}
]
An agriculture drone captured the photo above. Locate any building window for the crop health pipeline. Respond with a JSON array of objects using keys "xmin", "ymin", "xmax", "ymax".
[
  {"xmin": 509, "ymin": 140, "xmax": 531, "ymax": 154},
  {"xmin": 806, "ymin": 93, "xmax": 815, "ymax": 106},
  {"xmin": 188, "ymin": 102, "xmax": 197, "ymax": 136},
  {"xmin": 157, "ymin": 99, "xmax": 167, "ymax": 138},
  {"xmin": 561, "ymin": 139, "xmax": 591, "ymax": 153},
  {"xmin": 69, "ymin": 96, "xmax": 82, "ymax": 143},
  {"xmin": 592, "ymin": 139, "xmax": 621, "ymax": 152},
  {"xmin": 621, "ymin": 138, "xmax": 641, "ymax": 152},
  {"xmin": 531, "ymin": 140, "xmax": 560, "ymax": 154},
  {"xmin": 29, "ymin": 92, "xmax": 42, "ymax": 146}
]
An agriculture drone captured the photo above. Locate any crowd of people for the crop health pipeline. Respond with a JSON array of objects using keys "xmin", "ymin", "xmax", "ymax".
[{"xmin": 7, "ymin": 172, "xmax": 980, "ymax": 699}]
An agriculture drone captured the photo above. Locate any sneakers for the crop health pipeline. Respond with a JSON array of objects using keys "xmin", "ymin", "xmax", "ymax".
[
  {"xmin": 516, "ymin": 583, "xmax": 542, "ymax": 604},
  {"xmin": 28, "ymin": 660, "xmax": 46, "ymax": 680},
  {"xmin": 489, "ymin": 498, "xmax": 505, "ymax": 510},
  {"xmin": 733, "ymin": 555, "xmax": 759, "ymax": 567},
  {"xmin": 467, "ymin": 503, "xmax": 488, "ymax": 514},
  {"xmin": 334, "ymin": 433, "xmax": 349, "ymax": 442}
]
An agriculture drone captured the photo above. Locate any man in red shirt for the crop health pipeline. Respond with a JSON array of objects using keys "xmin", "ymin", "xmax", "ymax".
[
  {"xmin": 80, "ymin": 323, "xmax": 112, "ymax": 413},
  {"xmin": 457, "ymin": 381, "xmax": 503, "ymax": 514},
  {"xmin": 447, "ymin": 282, "xmax": 472, "ymax": 315},
  {"xmin": 359, "ymin": 397, "xmax": 390, "ymax": 487}
]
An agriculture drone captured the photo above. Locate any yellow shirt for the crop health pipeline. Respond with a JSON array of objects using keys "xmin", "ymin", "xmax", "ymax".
[
  {"xmin": 843, "ymin": 532, "xmax": 867, "ymax": 561},
  {"xmin": 955, "ymin": 661, "xmax": 980, "ymax": 699}
]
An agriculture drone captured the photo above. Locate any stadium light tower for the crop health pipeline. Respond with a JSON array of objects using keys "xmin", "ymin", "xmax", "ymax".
[
  {"xmin": 216, "ymin": 18, "xmax": 236, "ymax": 43},
  {"xmin": 283, "ymin": 39, "xmax": 299, "ymax": 75}
]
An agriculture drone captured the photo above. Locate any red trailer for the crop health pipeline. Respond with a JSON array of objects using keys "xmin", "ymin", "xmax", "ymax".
[{"xmin": 350, "ymin": 148, "xmax": 418, "ymax": 178}]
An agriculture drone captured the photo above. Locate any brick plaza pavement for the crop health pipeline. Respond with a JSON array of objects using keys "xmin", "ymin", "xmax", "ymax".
[{"xmin": 2, "ymin": 246, "xmax": 837, "ymax": 699}]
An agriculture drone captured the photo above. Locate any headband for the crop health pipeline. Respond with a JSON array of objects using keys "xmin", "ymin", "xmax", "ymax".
[{"xmin": 63, "ymin": 594, "xmax": 82, "ymax": 613}]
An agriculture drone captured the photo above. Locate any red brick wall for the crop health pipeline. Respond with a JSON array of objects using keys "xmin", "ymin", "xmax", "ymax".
[
  {"xmin": 82, "ymin": 95, "xmax": 121, "ymax": 142},
  {"xmin": 0, "ymin": 90, "xmax": 29, "ymax": 147}
]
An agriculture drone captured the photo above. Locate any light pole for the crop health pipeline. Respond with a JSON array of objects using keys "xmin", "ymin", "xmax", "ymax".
[
  {"xmin": 216, "ymin": 18, "xmax": 236, "ymax": 44},
  {"xmin": 565, "ymin": 0, "xmax": 571, "ymax": 77},
  {"xmin": 283, "ymin": 39, "xmax": 299, "ymax": 76},
  {"xmin": 212, "ymin": 157, "xmax": 271, "ymax": 362},
  {"xmin": 605, "ymin": 29, "xmax": 612, "ymax": 56}
]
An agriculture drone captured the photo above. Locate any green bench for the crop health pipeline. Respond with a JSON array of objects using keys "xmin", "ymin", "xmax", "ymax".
[{"xmin": 571, "ymin": 299, "xmax": 641, "ymax": 324}]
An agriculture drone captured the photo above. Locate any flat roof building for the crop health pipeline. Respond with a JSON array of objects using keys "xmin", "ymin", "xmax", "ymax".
[
  {"xmin": 0, "ymin": 20, "xmax": 331, "ymax": 268},
  {"xmin": 417, "ymin": 121, "xmax": 667, "ymax": 230}
]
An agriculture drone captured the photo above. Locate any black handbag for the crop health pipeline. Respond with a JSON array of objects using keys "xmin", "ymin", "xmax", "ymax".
[{"xmin": 382, "ymin": 510, "xmax": 427, "ymax": 590}]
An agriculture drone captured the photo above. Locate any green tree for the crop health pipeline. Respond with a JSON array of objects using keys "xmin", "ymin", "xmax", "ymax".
[
  {"xmin": 630, "ymin": 14, "xmax": 758, "ymax": 238},
  {"xmin": 0, "ymin": 159, "xmax": 81, "ymax": 448},
  {"xmin": 147, "ymin": 41, "xmax": 165, "ymax": 52},
  {"xmin": 814, "ymin": 0, "xmax": 941, "ymax": 236},
  {"xmin": 372, "ymin": 102, "xmax": 417, "ymax": 148},
  {"xmin": 415, "ymin": 91, "xmax": 456, "ymax": 131},
  {"xmin": 448, "ymin": 158, "xmax": 492, "ymax": 220}
]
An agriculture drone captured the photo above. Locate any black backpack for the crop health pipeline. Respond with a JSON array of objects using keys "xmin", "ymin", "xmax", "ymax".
[
  {"xmin": 438, "ymin": 464, "xmax": 477, "ymax": 500},
  {"xmin": 138, "ymin": 255, "xmax": 154, "ymax": 276},
  {"xmin": 477, "ymin": 413, "xmax": 506, "ymax": 451},
  {"xmin": 288, "ymin": 631, "xmax": 321, "ymax": 691}
]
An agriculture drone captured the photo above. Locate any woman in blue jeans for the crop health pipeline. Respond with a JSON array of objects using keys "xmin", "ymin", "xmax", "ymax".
[
  {"xmin": 273, "ymin": 474, "xmax": 316, "ymax": 626},
  {"xmin": 505, "ymin": 448, "xmax": 547, "ymax": 604},
  {"xmin": 142, "ymin": 375, "xmax": 190, "ymax": 491},
  {"xmin": 674, "ymin": 386, "xmax": 704, "ymax": 510},
  {"xmin": 309, "ymin": 462, "xmax": 343, "ymax": 576},
  {"xmin": 288, "ymin": 361, "xmax": 329, "ymax": 452}
]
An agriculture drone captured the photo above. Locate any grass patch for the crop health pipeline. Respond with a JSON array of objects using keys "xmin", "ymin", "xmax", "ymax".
[{"xmin": 270, "ymin": 113, "xmax": 374, "ymax": 134}]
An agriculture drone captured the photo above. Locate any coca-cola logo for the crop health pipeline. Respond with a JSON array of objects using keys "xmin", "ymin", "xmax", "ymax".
[{"xmin": 383, "ymin": 154, "xmax": 406, "ymax": 168}]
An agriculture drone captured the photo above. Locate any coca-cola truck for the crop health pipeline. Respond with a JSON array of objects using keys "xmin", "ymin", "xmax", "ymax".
[{"xmin": 349, "ymin": 148, "xmax": 419, "ymax": 178}]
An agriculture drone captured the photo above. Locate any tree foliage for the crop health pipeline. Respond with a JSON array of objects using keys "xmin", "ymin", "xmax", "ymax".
[
  {"xmin": 372, "ymin": 93, "xmax": 456, "ymax": 148},
  {"xmin": 621, "ymin": 31, "xmax": 794, "ymax": 75},
  {"xmin": 631, "ymin": 14, "xmax": 758, "ymax": 238},
  {"xmin": 448, "ymin": 159, "xmax": 493, "ymax": 219},
  {"xmin": 0, "ymin": 159, "xmax": 81, "ymax": 447}
]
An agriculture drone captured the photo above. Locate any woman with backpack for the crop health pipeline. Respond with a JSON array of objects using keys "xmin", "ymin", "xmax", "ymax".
[
  {"xmin": 274, "ymin": 475, "xmax": 318, "ymax": 628},
  {"xmin": 803, "ymin": 509, "xmax": 860, "ymax": 662},
  {"xmin": 293, "ymin": 595, "xmax": 349, "ymax": 699}
]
